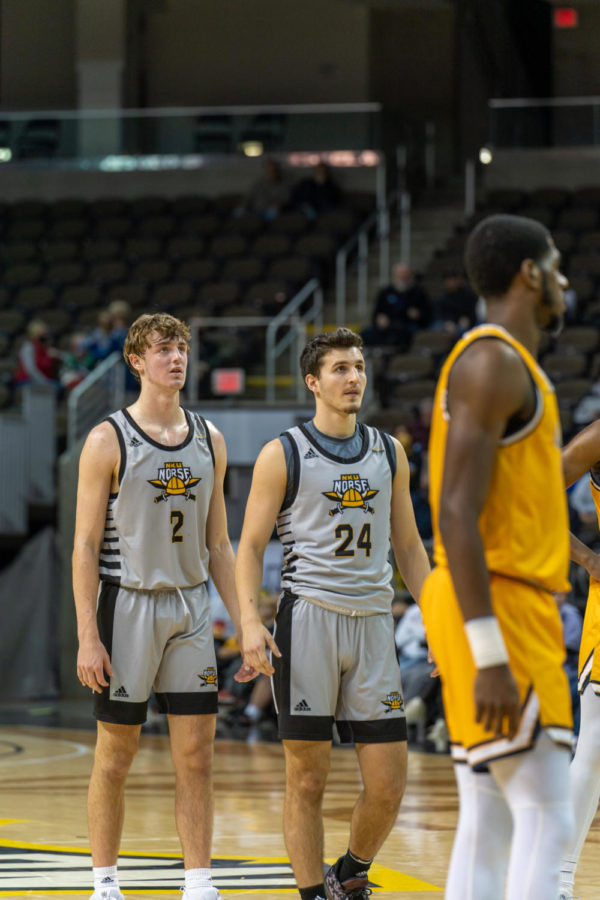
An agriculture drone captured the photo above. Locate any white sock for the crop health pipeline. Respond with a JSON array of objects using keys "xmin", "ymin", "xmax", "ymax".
[
  {"xmin": 445, "ymin": 763, "xmax": 511, "ymax": 900},
  {"xmin": 185, "ymin": 867, "xmax": 213, "ymax": 890},
  {"xmin": 560, "ymin": 684, "xmax": 600, "ymax": 895},
  {"xmin": 244, "ymin": 703, "xmax": 262, "ymax": 723},
  {"xmin": 490, "ymin": 731, "xmax": 573, "ymax": 900},
  {"xmin": 93, "ymin": 865, "xmax": 119, "ymax": 892}
]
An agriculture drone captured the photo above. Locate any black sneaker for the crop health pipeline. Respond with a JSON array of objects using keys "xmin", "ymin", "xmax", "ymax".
[{"xmin": 324, "ymin": 857, "xmax": 372, "ymax": 899}]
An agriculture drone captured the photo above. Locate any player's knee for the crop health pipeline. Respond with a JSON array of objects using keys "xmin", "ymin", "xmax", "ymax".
[
  {"xmin": 289, "ymin": 762, "xmax": 329, "ymax": 800},
  {"xmin": 172, "ymin": 741, "xmax": 213, "ymax": 778},
  {"xmin": 95, "ymin": 739, "xmax": 138, "ymax": 781}
]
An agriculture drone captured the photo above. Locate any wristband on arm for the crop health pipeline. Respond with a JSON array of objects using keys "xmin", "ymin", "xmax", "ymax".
[{"xmin": 464, "ymin": 615, "xmax": 509, "ymax": 669}]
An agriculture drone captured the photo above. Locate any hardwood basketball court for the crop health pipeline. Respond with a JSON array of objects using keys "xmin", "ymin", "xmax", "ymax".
[{"xmin": 0, "ymin": 725, "xmax": 597, "ymax": 898}]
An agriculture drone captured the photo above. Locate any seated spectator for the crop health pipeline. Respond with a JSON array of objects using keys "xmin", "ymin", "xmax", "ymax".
[
  {"xmin": 107, "ymin": 299, "xmax": 137, "ymax": 392},
  {"xmin": 85, "ymin": 309, "xmax": 115, "ymax": 365},
  {"xmin": 292, "ymin": 162, "xmax": 341, "ymax": 218},
  {"xmin": 555, "ymin": 590, "xmax": 583, "ymax": 734},
  {"xmin": 432, "ymin": 270, "xmax": 478, "ymax": 335},
  {"xmin": 242, "ymin": 158, "xmax": 291, "ymax": 220},
  {"xmin": 573, "ymin": 375, "xmax": 600, "ymax": 426},
  {"xmin": 107, "ymin": 299, "xmax": 132, "ymax": 353},
  {"xmin": 361, "ymin": 263, "xmax": 432, "ymax": 349},
  {"xmin": 13, "ymin": 319, "xmax": 61, "ymax": 391},
  {"xmin": 59, "ymin": 332, "xmax": 95, "ymax": 390}
]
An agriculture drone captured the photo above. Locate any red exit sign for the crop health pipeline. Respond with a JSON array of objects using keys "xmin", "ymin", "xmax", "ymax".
[{"xmin": 554, "ymin": 7, "xmax": 579, "ymax": 28}]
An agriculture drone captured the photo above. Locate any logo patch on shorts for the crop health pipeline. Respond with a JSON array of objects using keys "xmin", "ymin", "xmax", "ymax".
[
  {"xmin": 198, "ymin": 667, "xmax": 217, "ymax": 686},
  {"xmin": 294, "ymin": 698, "xmax": 311, "ymax": 712},
  {"xmin": 113, "ymin": 685, "xmax": 130, "ymax": 699},
  {"xmin": 381, "ymin": 691, "xmax": 404, "ymax": 713}
]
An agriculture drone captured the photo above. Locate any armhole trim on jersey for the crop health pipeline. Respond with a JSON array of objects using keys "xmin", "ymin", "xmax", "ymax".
[
  {"xmin": 105, "ymin": 415, "xmax": 126, "ymax": 486},
  {"xmin": 197, "ymin": 413, "xmax": 215, "ymax": 467},
  {"xmin": 279, "ymin": 431, "xmax": 300, "ymax": 512},
  {"xmin": 379, "ymin": 429, "xmax": 397, "ymax": 479},
  {"xmin": 499, "ymin": 377, "xmax": 543, "ymax": 446},
  {"xmin": 447, "ymin": 335, "xmax": 544, "ymax": 445}
]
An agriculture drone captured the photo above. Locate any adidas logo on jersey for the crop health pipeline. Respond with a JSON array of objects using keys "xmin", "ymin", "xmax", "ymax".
[
  {"xmin": 294, "ymin": 698, "xmax": 311, "ymax": 711},
  {"xmin": 304, "ymin": 448, "xmax": 317, "ymax": 459},
  {"xmin": 129, "ymin": 436, "xmax": 142, "ymax": 447},
  {"xmin": 113, "ymin": 685, "xmax": 129, "ymax": 698}
]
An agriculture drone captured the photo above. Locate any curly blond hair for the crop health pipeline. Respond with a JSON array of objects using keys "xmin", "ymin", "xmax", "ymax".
[{"xmin": 123, "ymin": 313, "xmax": 191, "ymax": 381}]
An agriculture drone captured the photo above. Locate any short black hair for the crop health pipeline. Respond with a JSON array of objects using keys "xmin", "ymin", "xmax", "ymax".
[
  {"xmin": 465, "ymin": 214, "xmax": 552, "ymax": 298},
  {"xmin": 300, "ymin": 327, "xmax": 363, "ymax": 379}
]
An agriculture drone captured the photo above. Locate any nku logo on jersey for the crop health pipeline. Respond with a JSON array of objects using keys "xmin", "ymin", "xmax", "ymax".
[
  {"xmin": 322, "ymin": 473, "xmax": 378, "ymax": 516},
  {"xmin": 148, "ymin": 461, "xmax": 201, "ymax": 503}
]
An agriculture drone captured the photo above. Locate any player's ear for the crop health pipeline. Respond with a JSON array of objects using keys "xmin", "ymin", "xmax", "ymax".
[
  {"xmin": 305, "ymin": 373, "xmax": 318, "ymax": 394},
  {"xmin": 520, "ymin": 258, "xmax": 541, "ymax": 289}
]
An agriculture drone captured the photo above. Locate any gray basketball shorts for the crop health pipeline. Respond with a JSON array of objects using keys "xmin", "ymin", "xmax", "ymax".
[
  {"xmin": 272, "ymin": 591, "xmax": 407, "ymax": 743},
  {"xmin": 94, "ymin": 580, "xmax": 218, "ymax": 725}
]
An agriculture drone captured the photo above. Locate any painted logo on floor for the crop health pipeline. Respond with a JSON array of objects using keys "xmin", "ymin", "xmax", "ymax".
[{"xmin": 0, "ymin": 840, "xmax": 440, "ymax": 894}]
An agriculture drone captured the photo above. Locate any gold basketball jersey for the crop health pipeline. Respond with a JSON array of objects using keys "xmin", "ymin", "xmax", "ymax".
[{"xmin": 428, "ymin": 324, "xmax": 570, "ymax": 592}]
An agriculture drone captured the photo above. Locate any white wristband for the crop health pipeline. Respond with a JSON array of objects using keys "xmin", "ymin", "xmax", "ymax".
[{"xmin": 464, "ymin": 616, "xmax": 509, "ymax": 669}]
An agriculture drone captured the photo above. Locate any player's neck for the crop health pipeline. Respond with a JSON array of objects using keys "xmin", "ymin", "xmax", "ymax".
[
  {"xmin": 312, "ymin": 408, "xmax": 357, "ymax": 439},
  {"xmin": 128, "ymin": 385, "xmax": 184, "ymax": 427},
  {"xmin": 486, "ymin": 301, "xmax": 540, "ymax": 357}
]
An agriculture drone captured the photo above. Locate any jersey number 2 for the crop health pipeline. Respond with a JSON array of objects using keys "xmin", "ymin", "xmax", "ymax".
[
  {"xmin": 334, "ymin": 523, "xmax": 372, "ymax": 557},
  {"xmin": 170, "ymin": 510, "xmax": 184, "ymax": 543}
]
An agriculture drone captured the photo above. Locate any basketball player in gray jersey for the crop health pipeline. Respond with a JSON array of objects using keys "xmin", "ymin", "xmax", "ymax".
[
  {"xmin": 236, "ymin": 328, "xmax": 431, "ymax": 900},
  {"xmin": 73, "ymin": 313, "xmax": 250, "ymax": 900}
]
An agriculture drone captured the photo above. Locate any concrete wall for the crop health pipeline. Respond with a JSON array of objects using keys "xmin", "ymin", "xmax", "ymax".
[
  {"xmin": 143, "ymin": 0, "xmax": 370, "ymax": 106},
  {"xmin": 553, "ymin": 3, "xmax": 600, "ymax": 97},
  {"xmin": 0, "ymin": 0, "xmax": 76, "ymax": 109}
]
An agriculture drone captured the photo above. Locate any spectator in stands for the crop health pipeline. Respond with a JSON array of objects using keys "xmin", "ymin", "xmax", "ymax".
[
  {"xmin": 361, "ymin": 262, "xmax": 432, "ymax": 349},
  {"xmin": 573, "ymin": 375, "xmax": 600, "ymax": 426},
  {"xmin": 85, "ymin": 309, "xmax": 116, "ymax": 365},
  {"xmin": 432, "ymin": 270, "xmax": 479, "ymax": 335},
  {"xmin": 59, "ymin": 332, "xmax": 95, "ymax": 391},
  {"xmin": 555, "ymin": 590, "xmax": 583, "ymax": 734},
  {"xmin": 108, "ymin": 300, "xmax": 137, "ymax": 392},
  {"xmin": 292, "ymin": 162, "xmax": 341, "ymax": 218},
  {"xmin": 13, "ymin": 319, "xmax": 61, "ymax": 391},
  {"xmin": 242, "ymin": 158, "xmax": 291, "ymax": 220},
  {"xmin": 107, "ymin": 300, "xmax": 132, "ymax": 353}
]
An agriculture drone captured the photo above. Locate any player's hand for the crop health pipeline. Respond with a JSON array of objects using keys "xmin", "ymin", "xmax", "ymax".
[
  {"xmin": 77, "ymin": 639, "xmax": 113, "ymax": 693},
  {"xmin": 241, "ymin": 620, "xmax": 281, "ymax": 677},
  {"xmin": 233, "ymin": 661, "xmax": 260, "ymax": 683},
  {"xmin": 474, "ymin": 664, "xmax": 520, "ymax": 739},
  {"xmin": 427, "ymin": 646, "xmax": 440, "ymax": 678}
]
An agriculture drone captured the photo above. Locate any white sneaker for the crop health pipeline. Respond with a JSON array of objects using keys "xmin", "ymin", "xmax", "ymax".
[
  {"xmin": 89, "ymin": 888, "xmax": 124, "ymax": 900},
  {"xmin": 181, "ymin": 888, "xmax": 221, "ymax": 900}
]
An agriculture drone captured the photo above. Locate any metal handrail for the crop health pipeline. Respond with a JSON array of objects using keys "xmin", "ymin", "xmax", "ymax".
[
  {"xmin": 0, "ymin": 102, "xmax": 382, "ymax": 121},
  {"xmin": 67, "ymin": 351, "xmax": 125, "ymax": 449},
  {"xmin": 266, "ymin": 278, "xmax": 323, "ymax": 403},
  {"xmin": 335, "ymin": 210, "xmax": 384, "ymax": 325}
]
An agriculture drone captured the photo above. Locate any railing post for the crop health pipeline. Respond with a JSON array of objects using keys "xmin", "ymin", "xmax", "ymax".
[
  {"xmin": 357, "ymin": 230, "xmax": 369, "ymax": 321},
  {"xmin": 465, "ymin": 158, "xmax": 476, "ymax": 217},
  {"xmin": 399, "ymin": 191, "xmax": 411, "ymax": 267},
  {"xmin": 425, "ymin": 120, "xmax": 436, "ymax": 189},
  {"xmin": 336, "ymin": 248, "xmax": 347, "ymax": 326}
]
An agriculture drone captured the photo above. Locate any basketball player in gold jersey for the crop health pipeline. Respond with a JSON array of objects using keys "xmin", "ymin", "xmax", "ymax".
[
  {"xmin": 420, "ymin": 214, "xmax": 574, "ymax": 899},
  {"xmin": 558, "ymin": 423, "xmax": 600, "ymax": 900}
]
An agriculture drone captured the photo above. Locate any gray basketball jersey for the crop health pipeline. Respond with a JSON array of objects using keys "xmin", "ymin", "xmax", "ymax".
[
  {"xmin": 277, "ymin": 423, "xmax": 395, "ymax": 615},
  {"xmin": 99, "ymin": 408, "xmax": 214, "ymax": 590}
]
